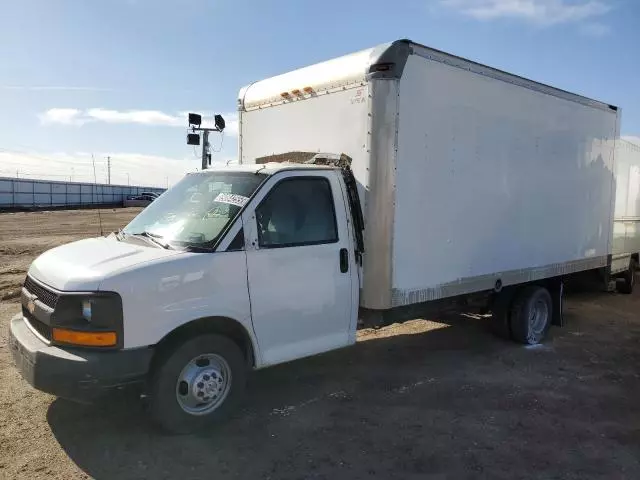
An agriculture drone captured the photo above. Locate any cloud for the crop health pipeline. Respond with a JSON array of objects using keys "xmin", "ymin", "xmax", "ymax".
[
  {"xmin": 440, "ymin": 0, "xmax": 611, "ymax": 26},
  {"xmin": 86, "ymin": 108, "xmax": 184, "ymax": 126},
  {"xmin": 0, "ymin": 150, "xmax": 235, "ymax": 188},
  {"xmin": 38, "ymin": 108, "xmax": 239, "ymax": 136},
  {"xmin": 39, "ymin": 108, "xmax": 84, "ymax": 125}
]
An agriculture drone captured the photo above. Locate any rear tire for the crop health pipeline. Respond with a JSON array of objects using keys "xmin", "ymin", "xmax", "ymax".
[
  {"xmin": 147, "ymin": 334, "xmax": 246, "ymax": 434},
  {"xmin": 510, "ymin": 286, "xmax": 552, "ymax": 345},
  {"xmin": 618, "ymin": 258, "xmax": 636, "ymax": 294}
]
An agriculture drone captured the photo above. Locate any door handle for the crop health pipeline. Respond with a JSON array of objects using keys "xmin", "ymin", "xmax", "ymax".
[{"xmin": 340, "ymin": 248, "xmax": 349, "ymax": 273}]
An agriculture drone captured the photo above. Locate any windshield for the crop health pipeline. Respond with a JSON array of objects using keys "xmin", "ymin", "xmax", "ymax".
[{"xmin": 123, "ymin": 171, "xmax": 267, "ymax": 248}]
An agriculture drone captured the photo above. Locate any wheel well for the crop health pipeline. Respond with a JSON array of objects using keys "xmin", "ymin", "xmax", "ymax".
[{"xmin": 152, "ymin": 317, "xmax": 256, "ymax": 370}]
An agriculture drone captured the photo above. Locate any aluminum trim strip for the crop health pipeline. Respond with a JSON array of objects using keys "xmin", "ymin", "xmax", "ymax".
[{"xmin": 391, "ymin": 256, "xmax": 609, "ymax": 307}]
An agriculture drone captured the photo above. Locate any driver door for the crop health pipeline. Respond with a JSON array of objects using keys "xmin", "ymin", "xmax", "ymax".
[{"xmin": 242, "ymin": 171, "xmax": 354, "ymax": 366}]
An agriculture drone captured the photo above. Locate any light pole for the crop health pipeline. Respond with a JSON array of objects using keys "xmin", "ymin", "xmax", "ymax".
[{"xmin": 186, "ymin": 113, "xmax": 226, "ymax": 170}]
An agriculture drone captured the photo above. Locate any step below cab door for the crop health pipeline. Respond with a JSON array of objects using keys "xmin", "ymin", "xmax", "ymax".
[{"xmin": 242, "ymin": 170, "xmax": 355, "ymax": 366}]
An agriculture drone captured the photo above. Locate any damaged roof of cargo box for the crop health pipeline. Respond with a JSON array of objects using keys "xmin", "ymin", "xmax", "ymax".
[{"xmin": 238, "ymin": 39, "xmax": 617, "ymax": 113}]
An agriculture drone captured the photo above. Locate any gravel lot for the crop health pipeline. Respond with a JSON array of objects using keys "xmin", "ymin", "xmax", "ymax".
[{"xmin": 1, "ymin": 208, "xmax": 639, "ymax": 479}]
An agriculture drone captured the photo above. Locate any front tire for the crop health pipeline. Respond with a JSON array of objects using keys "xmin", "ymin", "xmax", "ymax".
[
  {"xmin": 510, "ymin": 286, "xmax": 552, "ymax": 345},
  {"xmin": 147, "ymin": 334, "xmax": 246, "ymax": 434}
]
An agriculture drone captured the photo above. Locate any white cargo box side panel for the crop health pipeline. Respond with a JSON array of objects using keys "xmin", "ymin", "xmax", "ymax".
[
  {"xmin": 391, "ymin": 54, "xmax": 618, "ymax": 306},
  {"xmin": 239, "ymin": 86, "xmax": 370, "ymax": 199},
  {"xmin": 613, "ymin": 139, "xmax": 640, "ymax": 258}
]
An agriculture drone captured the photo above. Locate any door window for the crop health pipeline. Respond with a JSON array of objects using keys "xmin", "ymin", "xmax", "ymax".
[{"xmin": 256, "ymin": 177, "xmax": 338, "ymax": 248}]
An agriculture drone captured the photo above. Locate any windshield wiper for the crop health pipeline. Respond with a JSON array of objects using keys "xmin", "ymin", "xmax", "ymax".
[
  {"xmin": 129, "ymin": 231, "xmax": 173, "ymax": 250},
  {"xmin": 184, "ymin": 244, "xmax": 214, "ymax": 253}
]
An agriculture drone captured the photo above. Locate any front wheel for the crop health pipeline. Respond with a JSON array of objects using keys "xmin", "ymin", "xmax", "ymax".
[{"xmin": 147, "ymin": 334, "xmax": 246, "ymax": 434}]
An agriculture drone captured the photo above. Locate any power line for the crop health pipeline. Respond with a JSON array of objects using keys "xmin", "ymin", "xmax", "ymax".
[
  {"xmin": 0, "ymin": 170, "xmax": 167, "ymax": 188},
  {"xmin": 210, "ymin": 131, "xmax": 225, "ymax": 153},
  {"xmin": 0, "ymin": 149, "xmax": 183, "ymax": 188},
  {"xmin": 0, "ymin": 147, "xmax": 110, "ymax": 163}
]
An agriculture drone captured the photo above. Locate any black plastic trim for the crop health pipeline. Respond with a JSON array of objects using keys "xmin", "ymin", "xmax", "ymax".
[
  {"xmin": 226, "ymin": 228, "xmax": 245, "ymax": 251},
  {"xmin": 367, "ymin": 39, "xmax": 411, "ymax": 79},
  {"xmin": 9, "ymin": 314, "xmax": 153, "ymax": 402},
  {"xmin": 341, "ymin": 165, "xmax": 365, "ymax": 261}
]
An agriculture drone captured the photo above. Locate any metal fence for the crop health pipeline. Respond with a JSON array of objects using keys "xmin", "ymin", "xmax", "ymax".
[{"xmin": 0, "ymin": 177, "xmax": 165, "ymax": 209}]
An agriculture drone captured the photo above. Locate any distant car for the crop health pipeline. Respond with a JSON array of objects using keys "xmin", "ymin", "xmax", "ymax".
[
  {"xmin": 127, "ymin": 194, "xmax": 157, "ymax": 202},
  {"xmin": 141, "ymin": 191, "xmax": 161, "ymax": 199},
  {"xmin": 124, "ymin": 194, "xmax": 156, "ymax": 207}
]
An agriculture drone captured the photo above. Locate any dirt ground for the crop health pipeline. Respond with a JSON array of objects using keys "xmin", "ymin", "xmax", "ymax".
[
  {"xmin": 0, "ymin": 208, "xmax": 143, "ymax": 302},
  {"xmin": 0, "ymin": 209, "xmax": 639, "ymax": 479}
]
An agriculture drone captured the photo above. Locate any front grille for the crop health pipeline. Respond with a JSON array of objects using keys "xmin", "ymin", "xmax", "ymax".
[
  {"xmin": 23, "ymin": 307, "xmax": 52, "ymax": 341},
  {"xmin": 24, "ymin": 276, "xmax": 59, "ymax": 309}
]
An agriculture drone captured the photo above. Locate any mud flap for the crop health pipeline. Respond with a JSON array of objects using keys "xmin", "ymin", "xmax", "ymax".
[
  {"xmin": 548, "ymin": 279, "xmax": 564, "ymax": 327},
  {"xmin": 490, "ymin": 287, "xmax": 516, "ymax": 339}
]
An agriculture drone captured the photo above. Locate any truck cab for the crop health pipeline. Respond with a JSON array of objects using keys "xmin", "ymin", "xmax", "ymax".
[{"xmin": 10, "ymin": 161, "xmax": 363, "ymax": 433}]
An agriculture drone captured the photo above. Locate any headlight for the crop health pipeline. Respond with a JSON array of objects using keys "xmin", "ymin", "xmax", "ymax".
[
  {"xmin": 51, "ymin": 292, "xmax": 123, "ymax": 349},
  {"xmin": 82, "ymin": 300, "xmax": 92, "ymax": 321}
]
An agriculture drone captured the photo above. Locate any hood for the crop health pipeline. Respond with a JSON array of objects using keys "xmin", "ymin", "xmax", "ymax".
[{"xmin": 29, "ymin": 236, "xmax": 182, "ymax": 291}]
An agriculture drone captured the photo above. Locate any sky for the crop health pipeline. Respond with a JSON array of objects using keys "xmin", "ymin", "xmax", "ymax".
[{"xmin": 1, "ymin": 0, "xmax": 639, "ymax": 187}]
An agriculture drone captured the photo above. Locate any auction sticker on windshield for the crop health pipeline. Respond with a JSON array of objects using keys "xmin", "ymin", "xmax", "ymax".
[{"xmin": 214, "ymin": 193, "xmax": 249, "ymax": 207}]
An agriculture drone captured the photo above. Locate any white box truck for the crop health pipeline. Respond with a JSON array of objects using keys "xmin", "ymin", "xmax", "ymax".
[
  {"xmin": 9, "ymin": 40, "xmax": 639, "ymax": 433},
  {"xmin": 612, "ymin": 139, "xmax": 640, "ymax": 284}
]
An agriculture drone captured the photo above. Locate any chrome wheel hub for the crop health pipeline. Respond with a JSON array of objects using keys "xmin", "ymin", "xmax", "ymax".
[
  {"xmin": 175, "ymin": 353, "xmax": 231, "ymax": 416},
  {"xmin": 528, "ymin": 299, "xmax": 549, "ymax": 341},
  {"xmin": 193, "ymin": 369, "xmax": 224, "ymax": 402}
]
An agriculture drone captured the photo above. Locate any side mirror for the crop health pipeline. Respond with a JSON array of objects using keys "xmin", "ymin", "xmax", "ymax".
[{"xmin": 187, "ymin": 133, "xmax": 200, "ymax": 145}]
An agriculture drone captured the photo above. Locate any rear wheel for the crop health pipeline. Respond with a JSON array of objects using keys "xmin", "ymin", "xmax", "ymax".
[
  {"xmin": 147, "ymin": 334, "xmax": 246, "ymax": 434},
  {"xmin": 618, "ymin": 258, "xmax": 636, "ymax": 294},
  {"xmin": 510, "ymin": 286, "xmax": 552, "ymax": 345}
]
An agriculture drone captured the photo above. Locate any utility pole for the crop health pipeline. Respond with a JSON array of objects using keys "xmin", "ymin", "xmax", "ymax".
[
  {"xmin": 187, "ymin": 113, "xmax": 226, "ymax": 170},
  {"xmin": 201, "ymin": 130, "xmax": 210, "ymax": 171},
  {"xmin": 107, "ymin": 156, "xmax": 111, "ymax": 184}
]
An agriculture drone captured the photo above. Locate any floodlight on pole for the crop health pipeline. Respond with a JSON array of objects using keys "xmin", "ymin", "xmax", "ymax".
[{"xmin": 186, "ymin": 113, "xmax": 226, "ymax": 170}]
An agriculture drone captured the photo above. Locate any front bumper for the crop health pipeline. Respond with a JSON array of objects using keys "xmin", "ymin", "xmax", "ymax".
[{"xmin": 9, "ymin": 314, "xmax": 154, "ymax": 402}]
